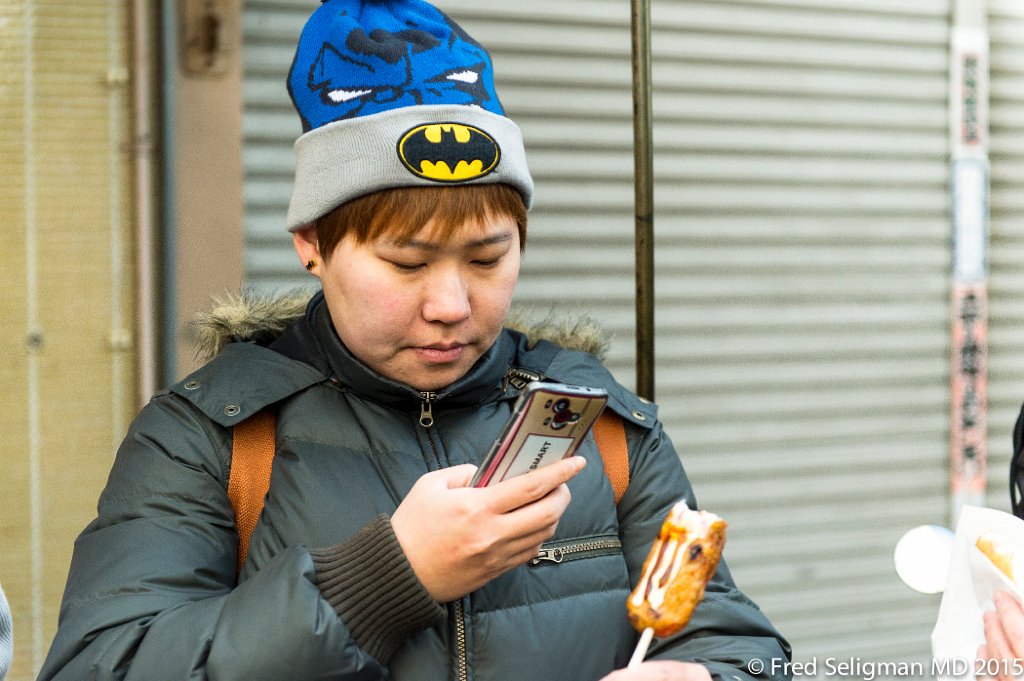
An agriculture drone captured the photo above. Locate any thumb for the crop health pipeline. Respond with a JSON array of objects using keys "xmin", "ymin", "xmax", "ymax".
[{"xmin": 440, "ymin": 463, "xmax": 479, "ymax": 488}]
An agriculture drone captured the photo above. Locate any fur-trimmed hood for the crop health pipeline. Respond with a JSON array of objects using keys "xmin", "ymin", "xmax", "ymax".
[{"xmin": 192, "ymin": 290, "xmax": 610, "ymax": 364}]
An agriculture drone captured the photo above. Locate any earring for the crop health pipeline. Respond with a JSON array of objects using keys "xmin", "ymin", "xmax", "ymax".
[{"xmin": 305, "ymin": 259, "xmax": 316, "ymax": 271}]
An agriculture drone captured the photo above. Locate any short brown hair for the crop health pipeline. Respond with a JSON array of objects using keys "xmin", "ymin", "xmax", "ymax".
[{"xmin": 315, "ymin": 184, "xmax": 527, "ymax": 260}]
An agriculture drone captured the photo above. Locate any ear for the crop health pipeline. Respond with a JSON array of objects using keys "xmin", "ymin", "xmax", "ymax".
[{"xmin": 292, "ymin": 226, "xmax": 320, "ymax": 275}]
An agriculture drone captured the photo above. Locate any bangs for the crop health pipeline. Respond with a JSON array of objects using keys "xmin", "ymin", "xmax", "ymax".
[{"xmin": 316, "ymin": 184, "xmax": 527, "ymax": 259}]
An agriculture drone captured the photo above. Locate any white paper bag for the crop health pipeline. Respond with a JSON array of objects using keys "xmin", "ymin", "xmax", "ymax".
[{"xmin": 931, "ymin": 505, "xmax": 1024, "ymax": 680}]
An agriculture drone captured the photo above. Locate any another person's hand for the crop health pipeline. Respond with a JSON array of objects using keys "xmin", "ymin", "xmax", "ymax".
[
  {"xmin": 600, "ymin": 661, "xmax": 713, "ymax": 681},
  {"xmin": 979, "ymin": 590, "xmax": 1024, "ymax": 681},
  {"xmin": 391, "ymin": 456, "xmax": 586, "ymax": 602}
]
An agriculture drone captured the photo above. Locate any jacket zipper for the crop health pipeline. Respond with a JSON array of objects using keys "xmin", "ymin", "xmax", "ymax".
[
  {"xmin": 528, "ymin": 538, "xmax": 623, "ymax": 566},
  {"xmin": 454, "ymin": 598, "xmax": 469, "ymax": 681},
  {"xmin": 452, "ymin": 541, "xmax": 621, "ymax": 680},
  {"xmin": 417, "ymin": 391, "xmax": 444, "ymax": 470},
  {"xmin": 418, "ymin": 393, "xmax": 466, "ymax": 677},
  {"xmin": 439, "ymin": 382, "xmax": 464, "ymax": 681},
  {"xmin": 501, "ymin": 367, "xmax": 544, "ymax": 393},
  {"xmin": 419, "ymin": 391, "xmax": 437, "ymax": 428}
]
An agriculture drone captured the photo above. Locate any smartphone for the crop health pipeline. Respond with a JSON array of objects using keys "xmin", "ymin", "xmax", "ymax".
[{"xmin": 471, "ymin": 381, "xmax": 609, "ymax": 488}]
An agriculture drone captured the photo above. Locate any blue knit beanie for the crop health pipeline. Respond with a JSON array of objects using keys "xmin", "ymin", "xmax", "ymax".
[{"xmin": 285, "ymin": 0, "xmax": 534, "ymax": 230}]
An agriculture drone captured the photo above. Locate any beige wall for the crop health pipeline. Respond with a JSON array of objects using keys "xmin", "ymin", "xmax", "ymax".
[
  {"xmin": 170, "ymin": 0, "xmax": 245, "ymax": 380},
  {"xmin": 1, "ymin": 1, "xmax": 246, "ymax": 677},
  {"xmin": 0, "ymin": 2, "xmax": 137, "ymax": 679}
]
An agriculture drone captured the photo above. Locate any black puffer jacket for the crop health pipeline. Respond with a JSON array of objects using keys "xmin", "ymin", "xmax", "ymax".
[{"xmin": 38, "ymin": 292, "xmax": 791, "ymax": 681}]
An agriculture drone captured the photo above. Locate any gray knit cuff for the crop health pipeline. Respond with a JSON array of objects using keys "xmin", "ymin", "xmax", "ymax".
[
  {"xmin": 310, "ymin": 514, "xmax": 445, "ymax": 663},
  {"xmin": 286, "ymin": 104, "xmax": 534, "ymax": 230}
]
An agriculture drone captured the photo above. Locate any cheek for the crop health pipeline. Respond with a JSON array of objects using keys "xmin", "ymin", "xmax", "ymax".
[
  {"xmin": 369, "ymin": 286, "xmax": 418, "ymax": 319},
  {"xmin": 361, "ymin": 295, "xmax": 415, "ymax": 335},
  {"xmin": 324, "ymin": 267, "xmax": 410, "ymax": 334},
  {"xmin": 475, "ymin": 265, "xmax": 519, "ymax": 319},
  {"xmin": 495, "ymin": 262, "xmax": 521, "ymax": 304}
]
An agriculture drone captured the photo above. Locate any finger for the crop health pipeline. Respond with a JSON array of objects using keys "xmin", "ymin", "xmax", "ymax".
[
  {"xmin": 460, "ymin": 530, "xmax": 558, "ymax": 584},
  {"xmin": 994, "ymin": 591, "xmax": 1024, "ymax": 660},
  {"xmin": 487, "ymin": 456, "xmax": 586, "ymax": 513},
  {"xmin": 474, "ymin": 500, "xmax": 569, "ymax": 562},
  {"xmin": 477, "ymin": 508, "xmax": 565, "ymax": 566},
  {"xmin": 489, "ymin": 483, "xmax": 571, "ymax": 544},
  {"xmin": 412, "ymin": 464, "xmax": 479, "ymax": 492},
  {"xmin": 443, "ymin": 463, "xmax": 480, "ymax": 488},
  {"xmin": 508, "ymin": 526, "xmax": 564, "ymax": 562},
  {"xmin": 984, "ymin": 609, "xmax": 1014, "ymax": 668}
]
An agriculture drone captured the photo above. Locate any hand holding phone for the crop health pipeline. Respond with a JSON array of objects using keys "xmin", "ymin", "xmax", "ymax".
[
  {"xmin": 471, "ymin": 381, "xmax": 608, "ymax": 487},
  {"xmin": 392, "ymin": 456, "xmax": 585, "ymax": 601}
]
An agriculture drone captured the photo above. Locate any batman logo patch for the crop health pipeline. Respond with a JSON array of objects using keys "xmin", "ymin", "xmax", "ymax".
[{"xmin": 397, "ymin": 123, "xmax": 500, "ymax": 182}]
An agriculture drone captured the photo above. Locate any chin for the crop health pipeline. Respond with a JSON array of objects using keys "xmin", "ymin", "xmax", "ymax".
[
  {"xmin": 408, "ymin": 365, "xmax": 470, "ymax": 392},
  {"xmin": 409, "ymin": 375, "xmax": 458, "ymax": 392}
]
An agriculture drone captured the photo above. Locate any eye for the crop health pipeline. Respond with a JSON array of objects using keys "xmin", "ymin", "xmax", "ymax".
[
  {"xmin": 389, "ymin": 260, "xmax": 425, "ymax": 272},
  {"xmin": 468, "ymin": 251, "xmax": 505, "ymax": 268}
]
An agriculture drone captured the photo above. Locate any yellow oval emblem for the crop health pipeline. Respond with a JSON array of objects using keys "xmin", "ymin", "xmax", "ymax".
[{"xmin": 397, "ymin": 123, "xmax": 500, "ymax": 182}]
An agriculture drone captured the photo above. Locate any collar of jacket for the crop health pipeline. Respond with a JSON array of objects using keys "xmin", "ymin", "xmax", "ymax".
[{"xmin": 269, "ymin": 290, "xmax": 518, "ymax": 411}]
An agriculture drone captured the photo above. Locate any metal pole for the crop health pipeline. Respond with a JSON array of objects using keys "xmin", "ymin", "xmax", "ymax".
[
  {"xmin": 631, "ymin": 0, "xmax": 655, "ymax": 402},
  {"xmin": 131, "ymin": 0, "xmax": 160, "ymax": 405}
]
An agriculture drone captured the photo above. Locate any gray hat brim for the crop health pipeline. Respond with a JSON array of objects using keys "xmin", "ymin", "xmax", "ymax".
[{"xmin": 286, "ymin": 105, "xmax": 533, "ymax": 231}]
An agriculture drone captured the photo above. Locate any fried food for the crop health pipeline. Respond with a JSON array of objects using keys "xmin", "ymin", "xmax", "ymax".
[
  {"xmin": 977, "ymin": 531, "xmax": 1019, "ymax": 582},
  {"xmin": 627, "ymin": 502, "xmax": 727, "ymax": 638}
]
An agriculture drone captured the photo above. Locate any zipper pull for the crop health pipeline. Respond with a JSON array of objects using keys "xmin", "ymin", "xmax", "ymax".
[
  {"xmin": 419, "ymin": 391, "xmax": 437, "ymax": 428},
  {"xmin": 528, "ymin": 547, "xmax": 564, "ymax": 565},
  {"xmin": 502, "ymin": 367, "xmax": 544, "ymax": 393}
]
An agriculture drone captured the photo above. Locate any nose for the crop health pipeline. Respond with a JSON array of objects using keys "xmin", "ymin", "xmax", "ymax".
[{"xmin": 422, "ymin": 266, "xmax": 471, "ymax": 324}]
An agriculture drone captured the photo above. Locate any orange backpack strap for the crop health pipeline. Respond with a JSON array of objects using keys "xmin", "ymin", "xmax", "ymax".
[
  {"xmin": 228, "ymin": 408, "xmax": 277, "ymax": 571},
  {"xmin": 593, "ymin": 410, "xmax": 630, "ymax": 504}
]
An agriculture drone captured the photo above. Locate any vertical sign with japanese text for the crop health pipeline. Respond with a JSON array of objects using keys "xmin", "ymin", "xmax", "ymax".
[{"xmin": 949, "ymin": 26, "xmax": 990, "ymax": 522}]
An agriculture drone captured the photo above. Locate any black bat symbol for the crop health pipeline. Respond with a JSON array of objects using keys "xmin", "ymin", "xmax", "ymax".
[{"xmin": 401, "ymin": 126, "xmax": 499, "ymax": 179}]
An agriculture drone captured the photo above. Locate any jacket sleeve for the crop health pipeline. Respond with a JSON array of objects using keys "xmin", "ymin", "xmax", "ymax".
[
  {"xmin": 616, "ymin": 417, "xmax": 793, "ymax": 681},
  {"xmin": 35, "ymin": 392, "xmax": 422, "ymax": 681}
]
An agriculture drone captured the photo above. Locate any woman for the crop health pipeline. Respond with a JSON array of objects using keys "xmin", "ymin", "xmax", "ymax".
[{"xmin": 37, "ymin": 1, "xmax": 790, "ymax": 679}]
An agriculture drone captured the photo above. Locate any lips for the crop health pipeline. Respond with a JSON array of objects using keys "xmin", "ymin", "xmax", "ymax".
[
  {"xmin": 420, "ymin": 342, "xmax": 463, "ymax": 350},
  {"xmin": 414, "ymin": 342, "xmax": 466, "ymax": 363}
]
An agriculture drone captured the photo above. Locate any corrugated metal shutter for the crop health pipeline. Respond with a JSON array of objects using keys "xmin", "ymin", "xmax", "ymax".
[
  {"xmin": 646, "ymin": 1, "xmax": 952, "ymax": 661},
  {"xmin": 987, "ymin": 1, "xmax": 1024, "ymax": 517},
  {"xmin": 242, "ymin": 0, "xmax": 990, "ymax": 662},
  {"xmin": 241, "ymin": 3, "xmax": 306, "ymax": 287}
]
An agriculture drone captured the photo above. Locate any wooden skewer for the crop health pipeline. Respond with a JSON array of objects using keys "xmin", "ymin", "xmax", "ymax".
[{"xmin": 627, "ymin": 627, "xmax": 654, "ymax": 669}]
